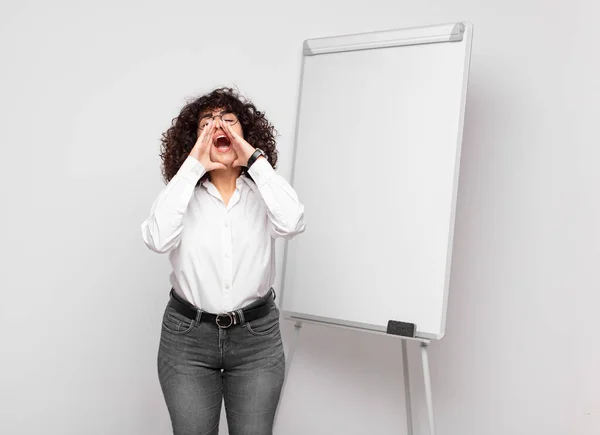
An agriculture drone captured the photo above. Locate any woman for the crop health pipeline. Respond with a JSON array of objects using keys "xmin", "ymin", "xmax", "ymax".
[{"xmin": 140, "ymin": 87, "xmax": 305, "ymax": 435}]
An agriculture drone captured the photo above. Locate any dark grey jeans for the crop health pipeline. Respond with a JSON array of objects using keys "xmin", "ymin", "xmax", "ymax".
[{"xmin": 157, "ymin": 291, "xmax": 285, "ymax": 435}]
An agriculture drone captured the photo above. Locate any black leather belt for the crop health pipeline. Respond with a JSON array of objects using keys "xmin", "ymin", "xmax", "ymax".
[{"xmin": 168, "ymin": 288, "xmax": 274, "ymax": 328}]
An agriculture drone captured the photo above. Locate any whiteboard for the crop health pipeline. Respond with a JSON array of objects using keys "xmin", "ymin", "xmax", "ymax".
[{"xmin": 281, "ymin": 23, "xmax": 473, "ymax": 339}]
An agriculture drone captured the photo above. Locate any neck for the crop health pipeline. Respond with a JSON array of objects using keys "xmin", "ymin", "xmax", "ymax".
[{"xmin": 208, "ymin": 166, "xmax": 242, "ymax": 193}]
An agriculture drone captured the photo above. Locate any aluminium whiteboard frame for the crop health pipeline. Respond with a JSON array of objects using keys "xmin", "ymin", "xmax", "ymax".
[{"xmin": 279, "ymin": 22, "xmax": 473, "ymax": 341}]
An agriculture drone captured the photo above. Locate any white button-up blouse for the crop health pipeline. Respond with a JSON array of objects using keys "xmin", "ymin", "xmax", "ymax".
[{"xmin": 141, "ymin": 155, "xmax": 305, "ymax": 313}]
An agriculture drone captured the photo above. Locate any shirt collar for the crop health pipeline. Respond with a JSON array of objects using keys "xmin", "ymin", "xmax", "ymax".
[
  {"xmin": 200, "ymin": 174, "xmax": 257, "ymax": 193},
  {"xmin": 237, "ymin": 173, "xmax": 257, "ymax": 192}
]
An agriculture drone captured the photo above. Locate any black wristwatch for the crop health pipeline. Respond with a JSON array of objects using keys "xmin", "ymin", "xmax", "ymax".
[{"xmin": 246, "ymin": 148, "xmax": 266, "ymax": 169}]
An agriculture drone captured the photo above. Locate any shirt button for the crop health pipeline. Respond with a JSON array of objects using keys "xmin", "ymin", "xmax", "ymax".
[
  {"xmin": 224, "ymin": 221, "xmax": 229, "ymax": 227},
  {"xmin": 225, "ymin": 253, "xmax": 230, "ymax": 258},
  {"xmin": 225, "ymin": 285, "xmax": 230, "ymax": 289}
]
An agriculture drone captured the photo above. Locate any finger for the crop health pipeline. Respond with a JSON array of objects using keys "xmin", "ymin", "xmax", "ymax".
[
  {"xmin": 227, "ymin": 122, "xmax": 241, "ymax": 141},
  {"xmin": 222, "ymin": 121, "xmax": 236, "ymax": 140},
  {"xmin": 198, "ymin": 123, "xmax": 208, "ymax": 154},
  {"xmin": 203, "ymin": 120, "xmax": 215, "ymax": 148},
  {"xmin": 196, "ymin": 120, "xmax": 209, "ymax": 144},
  {"xmin": 221, "ymin": 122, "xmax": 234, "ymax": 147},
  {"xmin": 223, "ymin": 123, "xmax": 241, "ymax": 151},
  {"xmin": 221, "ymin": 120, "xmax": 231, "ymax": 138}
]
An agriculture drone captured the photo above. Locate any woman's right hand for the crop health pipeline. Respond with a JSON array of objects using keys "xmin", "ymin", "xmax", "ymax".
[{"xmin": 189, "ymin": 120, "xmax": 227, "ymax": 171}]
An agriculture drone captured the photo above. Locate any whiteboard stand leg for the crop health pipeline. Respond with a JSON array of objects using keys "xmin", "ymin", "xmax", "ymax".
[
  {"xmin": 402, "ymin": 339, "xmax": 414, "ymax": 435},
  {"xmin": 273, "ymin": 321, "xmax": 302, "ymax": 432},
  {"xmin": 420, "ymin": 341, "xmax": 436, "ymax": 435}
]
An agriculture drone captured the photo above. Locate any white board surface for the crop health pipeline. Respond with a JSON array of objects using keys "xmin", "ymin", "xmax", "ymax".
[{"xmin": 281, "ymin": 23, "xmax": 473, "ymax": 339}]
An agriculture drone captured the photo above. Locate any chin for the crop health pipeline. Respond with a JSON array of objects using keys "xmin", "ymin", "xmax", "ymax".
[{"xmin": 210, "ymin": 151, "xmax": 237, "ymax": 168}]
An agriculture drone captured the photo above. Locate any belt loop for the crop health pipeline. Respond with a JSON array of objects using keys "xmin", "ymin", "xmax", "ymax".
[
  {"xmin": 235, "ymin": 309, "xmax": 245, "ymax": 325},
  {"xmin": 195, "ymin": 310, "xmax": 202, "ymax": 324}
]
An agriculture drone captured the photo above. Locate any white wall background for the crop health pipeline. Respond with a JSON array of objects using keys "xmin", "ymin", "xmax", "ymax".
[{"xmin": 1, "ymin": 1, "xmax": 598, "ymax": 434}]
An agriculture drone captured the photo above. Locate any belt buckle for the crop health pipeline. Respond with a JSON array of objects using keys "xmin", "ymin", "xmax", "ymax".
[{"xmin": 216, "ymin": 312, "xmax": 234, "ymax": 329}]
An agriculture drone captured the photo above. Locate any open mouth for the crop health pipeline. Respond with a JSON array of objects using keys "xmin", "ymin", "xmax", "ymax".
[{"xmin": 214, "ymin": 135, "xmax": 231, "ymax": 153}]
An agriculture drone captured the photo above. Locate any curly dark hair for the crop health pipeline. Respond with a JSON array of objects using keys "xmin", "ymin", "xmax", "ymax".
[{"xmin": 159, "ymin": 87, "xmax": 279, "ymax": 184}]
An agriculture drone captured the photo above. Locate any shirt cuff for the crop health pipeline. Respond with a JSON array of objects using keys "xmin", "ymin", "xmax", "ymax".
[
  {"xmin": 178, "ymin": 155, "xmax": 207, "ymax": 184},
  {"xmin": 247, "ymin": 157, "xmax": 275, "ymax": 187}
]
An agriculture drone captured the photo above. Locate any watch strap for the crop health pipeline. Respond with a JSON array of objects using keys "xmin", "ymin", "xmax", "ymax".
[{"xmin": 247, "ymin": 149, "xmax": 265, "ymax": 169}]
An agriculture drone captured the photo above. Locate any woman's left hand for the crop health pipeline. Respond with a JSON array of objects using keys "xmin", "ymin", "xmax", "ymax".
[{"xmin": 221, "ymin": 121, "xmax": 256, "ymax": 168}]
